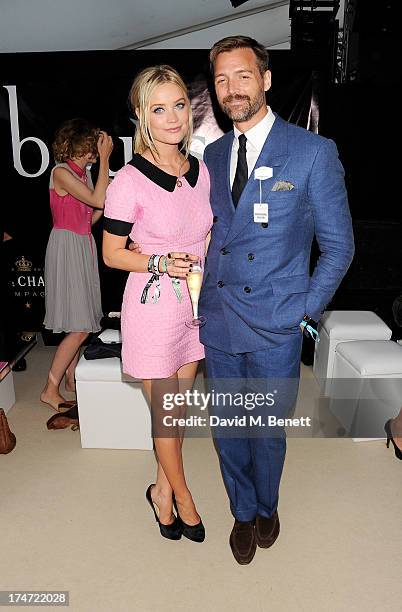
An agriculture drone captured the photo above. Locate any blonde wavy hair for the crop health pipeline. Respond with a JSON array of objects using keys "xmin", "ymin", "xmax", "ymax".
[{"xmin": 129, "ymin": 65, "xmax": 193, "ymax": 158}]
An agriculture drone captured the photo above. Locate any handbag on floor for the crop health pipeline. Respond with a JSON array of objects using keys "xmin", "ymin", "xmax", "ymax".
[{"xmin": 0, "ymin": 408, "xmax": 16, "ymax": 454}]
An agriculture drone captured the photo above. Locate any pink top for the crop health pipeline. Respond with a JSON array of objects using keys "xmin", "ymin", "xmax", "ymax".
[{"xmin": 49, "ymin": 159, "xmax": 93, "ymax": 236}]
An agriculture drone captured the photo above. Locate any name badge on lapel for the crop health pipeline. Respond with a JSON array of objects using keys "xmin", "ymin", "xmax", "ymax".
[
  {"xmin": 253, "ymin": 167, "xmax": 272, "ymax": 225},
  {"xmin": 254, "ymin": 203, "xmax": 269, "ymax": 224},
  {"xmin": 254, "ymin": 166, "xmax": 273, "ymax": 180}
]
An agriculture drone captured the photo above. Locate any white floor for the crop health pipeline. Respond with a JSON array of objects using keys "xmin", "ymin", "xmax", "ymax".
[{"xmin": 1, "ymin": 343, "xmax": 402, "ymax": 612}]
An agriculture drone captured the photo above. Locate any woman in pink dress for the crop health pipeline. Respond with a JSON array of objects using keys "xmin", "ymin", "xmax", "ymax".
[
  {"xmin": 41, "ymin": 120, "xmax": 113, "ymax": 416},
  {"xmin": 103, "ymin": 66, "xmax": 212, "ymax": 542}
]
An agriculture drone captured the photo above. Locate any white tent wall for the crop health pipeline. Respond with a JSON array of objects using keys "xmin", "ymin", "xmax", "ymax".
[
  {"xmin": 132, "ymin": 2, "xmax": 291, "ymax": 50},
  {"xmin": 1, "ymin": 0, "xmax": 344, "ymax": 53}
]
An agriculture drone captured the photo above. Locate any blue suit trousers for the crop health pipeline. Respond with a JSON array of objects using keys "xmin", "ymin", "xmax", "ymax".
[{"xmin": 205, "ymin": 333, "xmax": 303, "ymax": 522}]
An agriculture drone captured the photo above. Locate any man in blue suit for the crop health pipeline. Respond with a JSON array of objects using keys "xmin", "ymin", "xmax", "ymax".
[{"xmin": 199, "ymin": 35, "xmax": 354, "ymax": 564}]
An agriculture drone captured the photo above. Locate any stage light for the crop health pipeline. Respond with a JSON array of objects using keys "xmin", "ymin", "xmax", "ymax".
[
  {"xmin": 230, "ymin": 0, "xmax": 251, "ymax": 7},
  {"xmin": 289, "ymin": 1, "xmax": 340, "ymax": 18}
]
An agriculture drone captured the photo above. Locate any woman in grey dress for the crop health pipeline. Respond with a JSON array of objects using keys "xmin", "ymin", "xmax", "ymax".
[{"xmin": 41, "ymin": 119, "xmax": 113, "ymax": 412}]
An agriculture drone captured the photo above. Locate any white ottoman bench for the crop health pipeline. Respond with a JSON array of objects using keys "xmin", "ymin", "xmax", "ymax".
[
  {"xmin": 75, "ymin": 346, "xmax": 152, "ymax": 450},
  {"xmin": 313, "ymin": 311, "xmax": 392, "ymax": 391},
  {"xmin": 329, "ymin": 340, "xmax": 402, "ymax": 442}
]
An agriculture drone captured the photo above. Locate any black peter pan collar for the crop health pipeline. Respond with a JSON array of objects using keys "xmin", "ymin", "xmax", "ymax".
[{"xmin": 129, "ymin": 153, "xmax": 199, "ymax": 192}]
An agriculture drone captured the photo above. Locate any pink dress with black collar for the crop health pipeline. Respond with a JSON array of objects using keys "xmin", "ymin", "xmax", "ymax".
[{"xmin": 104, "ymin": 154, "xmax": 213, "ymax": 379}]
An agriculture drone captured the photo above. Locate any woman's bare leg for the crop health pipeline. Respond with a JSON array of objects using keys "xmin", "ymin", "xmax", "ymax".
[
  {"xmin": 173, "ymin": 360, "xmax": 202, "ymax": 523},
  {"xmin": 143, "ymin": 360, "xmax": 199, "ymax": 525},
  {"xmin": 65, "ymin": 349, "xmax": 81, "ymax": 392},
  {"xmin": 41, "ymin": 331, "xmax": 88, "ymax": 410}
]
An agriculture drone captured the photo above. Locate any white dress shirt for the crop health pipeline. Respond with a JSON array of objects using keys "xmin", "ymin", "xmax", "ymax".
[{"xmin": 230, "ymin": 107, "xmax": 276, "ymax": 187}]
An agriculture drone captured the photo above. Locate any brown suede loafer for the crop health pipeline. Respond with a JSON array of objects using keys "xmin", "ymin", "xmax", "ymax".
[
  {"xmin": 46, "ymin": 404, "xmax": 79, "ymax": 431},
  {"xmin": 229, "ymin": 520, "xmax": 257, "ymax": 565},
  {"xmin": 255, "ymin": 511, "xmax": 280, "ymax": 548}
]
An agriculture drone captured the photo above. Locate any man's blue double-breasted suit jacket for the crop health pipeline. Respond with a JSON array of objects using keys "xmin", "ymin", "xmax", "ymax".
[{"xmin": 199, "ymin": 113, "xmax": 355, "ymax": 354}]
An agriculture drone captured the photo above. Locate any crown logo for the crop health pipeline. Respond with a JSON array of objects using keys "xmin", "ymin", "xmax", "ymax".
[{"xmin": 15, "ymin": 255, "xmax": 33, "ymax": 272}]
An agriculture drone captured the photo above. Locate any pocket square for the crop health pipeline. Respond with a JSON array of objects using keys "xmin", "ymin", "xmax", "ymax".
[{"xmin": 272, "ymin": 180, "xmax": 295, "ymax": 191}]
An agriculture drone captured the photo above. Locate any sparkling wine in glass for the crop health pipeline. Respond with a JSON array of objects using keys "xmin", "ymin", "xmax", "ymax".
[{"xmin": 185, "ymin": 258, "xmax": 206, "ymax": 328}]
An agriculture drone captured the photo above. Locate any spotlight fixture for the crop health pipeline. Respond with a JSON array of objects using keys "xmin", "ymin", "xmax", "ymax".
[{"xmin": 230, "ymin": 0, "xmax": 251, "ymax": 7}]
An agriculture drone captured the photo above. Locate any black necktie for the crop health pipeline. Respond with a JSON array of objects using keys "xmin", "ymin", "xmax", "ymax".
[{"xmin": 232, "ymin": 133, "xmax": 248, "ymax": 207}]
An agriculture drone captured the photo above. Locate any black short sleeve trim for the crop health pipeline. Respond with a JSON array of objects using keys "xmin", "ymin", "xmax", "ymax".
[{"xmin": 103, "ymin": 217, "xmax": 134, "ymax": 236}]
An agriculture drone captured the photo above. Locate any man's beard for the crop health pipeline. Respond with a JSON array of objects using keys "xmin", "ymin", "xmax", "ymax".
[{"xmin": 221, "ymin": 91, "xmax": 266, "ymax": 122}]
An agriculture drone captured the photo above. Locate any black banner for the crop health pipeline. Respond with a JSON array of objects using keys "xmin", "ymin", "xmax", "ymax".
[{"xmin": 0, "ymin": 49, "xmax": 318, "ymax": 349}]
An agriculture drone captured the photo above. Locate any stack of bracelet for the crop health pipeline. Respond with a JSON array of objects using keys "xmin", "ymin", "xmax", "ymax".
[
  {"xmin": 147, "ymin": 254, "xmax": 168, "ymax": 275},
  {"xmin": 148, "ymin": 254, "xmax": 161, "ymax": 275},
  {"xmin": 141, "ymin": 254, "xmax": 169, "ymax": 304}
]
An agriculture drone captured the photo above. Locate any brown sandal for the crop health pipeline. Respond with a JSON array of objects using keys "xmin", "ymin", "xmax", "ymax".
[{"xmin": 41, "ymin": 399, "xmax": 77, "ymax": 413}]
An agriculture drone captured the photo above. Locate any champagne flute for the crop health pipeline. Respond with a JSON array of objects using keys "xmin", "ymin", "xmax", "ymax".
[{"xmin": 185, "ymin": 257, "xmax": 206, "ymax": 328}]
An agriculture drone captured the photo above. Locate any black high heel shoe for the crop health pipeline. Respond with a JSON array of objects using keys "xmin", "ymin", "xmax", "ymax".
[
  {"xmin": 173, "ymin": 494, "xmax": 205, "ymax": 543},
  {"xmin": 384, "ymin": 420, "xmax": 402, "ymax": 460},
  {"xmin": 145, "ymin": 485, "xmax": 183, "ymax": 540}
]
